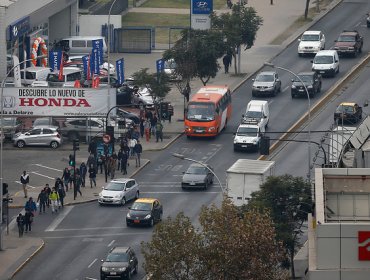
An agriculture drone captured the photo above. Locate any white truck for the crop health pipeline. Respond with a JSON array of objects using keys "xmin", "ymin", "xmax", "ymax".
[{"xmin": 226, "ymin": 159, "xmax": 275, "ymax": 206}]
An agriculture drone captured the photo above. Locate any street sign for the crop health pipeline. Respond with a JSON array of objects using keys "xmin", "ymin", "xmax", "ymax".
[{"xmin": 103, "ymin": 134, "xmax": 111, "ymax": 144}]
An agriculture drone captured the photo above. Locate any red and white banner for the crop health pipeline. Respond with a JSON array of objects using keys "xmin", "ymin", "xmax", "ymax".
[{"xmin": 1, "ymin": 87, "xmax": 115, "ymax": 117}]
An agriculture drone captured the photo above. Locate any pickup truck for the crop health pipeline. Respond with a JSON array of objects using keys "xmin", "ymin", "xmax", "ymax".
[{"xmin": 334, "ymin": 102, "xmax": 362, "ymax": 124}]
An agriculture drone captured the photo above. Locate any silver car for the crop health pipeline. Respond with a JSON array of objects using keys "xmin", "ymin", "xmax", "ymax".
[
  {"xmin": 12, "ymin": 126, "xmax": 62, "ymax": 149},
  {"xmin": 98, "ymin": 178, "xmax": 140, "ymax": 206},
  {"xmin": 181, "ymin": 163, "xmax": 214, "ymax": 190}
]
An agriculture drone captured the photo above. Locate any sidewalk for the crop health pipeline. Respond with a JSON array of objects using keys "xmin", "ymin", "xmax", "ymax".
[{"xmin": 0, "ymin": 0, "xmax": 342, "ymax": 279}]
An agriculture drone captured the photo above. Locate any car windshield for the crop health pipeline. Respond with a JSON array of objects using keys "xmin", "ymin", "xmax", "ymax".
[
  {"xmin": 104, "ymin": 182, "xmax": 125, "ymax": 191},
  {"xmin": 255, "ymin": 74, "xmax": 274, "ymax": 82},
  {"xmin": 47, "ymin": 73, "xmax": 62, "ymax": 82},
  {"xmin": 237, "ymin": 127, "xmax": 258, "ymax": 136},
  {"xmin": 301, "ymin": 34, "xmax": 320, "ymax": 41},
  {"xmin": 186, "ymin": 166, "xmax": 207, "ymax": 175},
  {"xmin": 245, "ymin": 111, "xmax": 263, "ymax": 118},
  {"xmin": 336, "ymin": 105, "xmax": 354, "ymax": 113},
  {"xmin": 164, "ymin": 60, "xmax": 176, "ymax": 69},
  {"xmin": 187, "ymin": 102, "xmax": 215, "ymax": 121},
  {"xmin": 130, "ymin": 202, "xmax": 152, "ymax": 211},
  {"xmin": 314, "ymin": 55, "xmax": 333, "ymax": 64},
  {"xmin": 295, "ymin": 75, "xmax": 313, "ymax": 83},
  {"xmin": 106, "ymin": 252, "xmax": 129, "ymax": 262},
  {"xmin": 337, "ymin": 35, "xmax": 355, "ymax": 42}
]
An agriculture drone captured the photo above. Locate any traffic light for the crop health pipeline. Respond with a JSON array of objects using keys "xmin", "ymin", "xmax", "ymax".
[
  {"xmin": 2, "ymin": 183, "xmax": 8, "ymax": 195},
  {"xmin": 69, "ymin": 154, "xmax": 75, "ymax": 167},
  {"xmin": 73, "ymin": 139, "xmax": 80, "ymax": 151},
  {"xmin": 260, "ymin": 136, "xmax": 270, "ymax": 155}
]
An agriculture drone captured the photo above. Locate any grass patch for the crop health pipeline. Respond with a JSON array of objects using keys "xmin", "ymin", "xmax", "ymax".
[
  {"xmin": 141, "ymin": 0, "xmax": 226, "ymax": 10},
  {"xmin": 122, "ymin": 12, "xmax": 190, "ymax": 27},
  {"xmin": 269, "ymin": 0, "xmax": 333, "ymax": 45}
]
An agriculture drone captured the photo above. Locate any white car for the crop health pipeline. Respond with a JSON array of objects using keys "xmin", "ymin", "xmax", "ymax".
[
  {"xmin": 233, "ymin": 123, "xmax": 264, "ymax": 152},
  {"xmin": 98, "ymin": 178, "xmax": 140, "ymax": 206},
  {"xmin": 298, "ymin": 30, "xmax": 325, "ymax": 56}
]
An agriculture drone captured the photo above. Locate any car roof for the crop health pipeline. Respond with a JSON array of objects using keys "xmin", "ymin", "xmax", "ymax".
[
  {"xmin": 303, "ymin": 30, "xmax": 321, "ymax": 35},
  {"xmin": 110, "ymin": 178, "xmax": 133, "ymax": 183},
  {"xmin": 134, "ymin": 198, "xmax": 157, "ymax": 203},
  {"xmin": 315, "ymin": 50, "xmax": 337, "ymax": 56},
  {"xmin": 32, "ymin": 125, "xmax": 59, "ymax": 130},
  {"xmin": 257, "ymin": 71, "xmax": 276, "ymax": 75},
  {"xmin": 340, "ymin": 31, "xmax": 357, "ymax": 36},
  {"xmin": 339, "ymin": 102, "xmax": 356, "ymax": 106},
  {"xmin": 238, "ymin": 124, "xmax": 260, "ymax": 128}
]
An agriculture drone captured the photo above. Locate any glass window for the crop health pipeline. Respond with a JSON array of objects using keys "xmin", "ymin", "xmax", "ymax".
[
  {"xmin": 42, "ymin": 129, "xmax": 53, "ymax": 135},
  {"xmin": 236, "ymin": 126, "xmax": 258, "ymax": 136},
  {"xmin": 104, "ymin": 182, "xmax": 125, "ymax": 191},
  {"xmin": 86, "ymin": 41, "xmax": 92, "ymax": 47},
  {"xmin": 187, "ymin": 102, "xmax": 215, "ymax": 121},
  {"xmin": 255, "ymin": 74, "xmax": 274, "ymax": 82},
  {"xmin": 25, "ymin": 72, "xmax": 36, "ymax": 80},
  {"xmin": 106, "ymin": 252, "xmax": 129, "ymax": 262},
  {"xmin": 30, "ymin": 129, "xmax": 42, "ymax": 135},
  {"xmin": 71, "ymin": 40, "xmax": 86, "ymax": 47}
]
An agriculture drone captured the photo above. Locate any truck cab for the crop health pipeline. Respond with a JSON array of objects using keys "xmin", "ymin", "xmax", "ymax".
[{"xmin": 233, "ymin": 123, "xmax": 264, "ymax": 152}]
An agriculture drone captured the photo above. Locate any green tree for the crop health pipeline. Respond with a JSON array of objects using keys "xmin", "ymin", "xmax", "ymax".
[
  {"xmin": 163, "ymin": 29, "xmax": 225, "ymax": 86},
  {"xmin": 142, "ymin": 200, "xmax": 288, "ymax": 280},
  {"xmin": 131, "ymin": 68, "xmax": 171, "ymax": 101},
  {"xmin": 211, "ymin": 3, "xmax": 263, "ymax": 74},
  {"xmin": 247, "ymin": 175, "xmax": 312, "ymax": 279}
]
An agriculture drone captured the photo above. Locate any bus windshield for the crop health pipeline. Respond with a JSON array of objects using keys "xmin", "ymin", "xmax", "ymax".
[{"xmin": 187, "ymin": 102, "xmax": 215, "ymax": 121}]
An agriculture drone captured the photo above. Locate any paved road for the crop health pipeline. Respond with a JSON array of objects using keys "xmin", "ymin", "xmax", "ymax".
[{"xmin": 10, "ymin": 1, "xmax": 370, "ymax": 279}]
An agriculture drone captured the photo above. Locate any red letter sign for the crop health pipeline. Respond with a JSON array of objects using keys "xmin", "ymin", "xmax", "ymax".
[{"xmin": 358, "ymin": 231, "xmax": 370, "ymax": 260}]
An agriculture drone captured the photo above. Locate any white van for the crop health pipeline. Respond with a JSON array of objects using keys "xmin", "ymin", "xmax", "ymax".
[
  {"xmin": 311, "ymin": 50, "xmax": 339, "ymax": 77},
  {"xmin": 21, "ymin": 67, "xmax": 51, "ymax": 86},
  {"xmin": 57, "ymin": 36, "xmax": 108, "ymax": 56},
  {"xmin": 242, "ymin": 100, "xmax": 269, "ymax": 129},
  {"xmin": 233, "ymin": 123, "xmax": 265, "ymax": 152},
  {"xmin": 46, "ymin": 67, "xmax": 83, "ymax": 87}
]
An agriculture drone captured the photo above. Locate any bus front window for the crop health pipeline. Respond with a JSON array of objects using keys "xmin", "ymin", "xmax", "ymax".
[{"xmin": 187, "ymin": 102, "xmax": 215, "ymax": 121}]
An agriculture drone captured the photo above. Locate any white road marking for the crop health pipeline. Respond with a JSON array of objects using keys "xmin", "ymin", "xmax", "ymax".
[
  {"xmin": 88, "ymin": 259, "xmax": 98, "ymax": 268},
  {"xmin": 45, "ymin": 206, "xmax": 74, "ymax": 232},
  {"xmin": 85, "ymin": 277, "xmax": 98, "ymax": 280},
  {"xmin": 31, "ymin": 171, "xmax": 55, "ymax": 180},
  {"xmin": 140, "ymin": 181, "xmax": 180, "ymax": 184},
  {"xmin": 14, "ymin": 181, "xmax": 37, "ymax": 188},
  {"xmin": 33, "ymin": 164, "xmax": 62, "ymax": 172},
  {"xmin": 142, "ymin": 191, "xmax": 221, "ymax": 194},
  {"xmin": 282, "ymin": 86, "xmax": 289, "ymax": 92},
  {"xmin": 44, "ymin": 232, "xmax": 151, "ymax": 239},
  {"xmin": 354, "ymin": 21, "xmax": 361, "ymax": 27},
  {"xmin": 107, "ymin": 240, "xmax": 115, "ymax": 247},
  {"xmin": 52, "ymin": 226, "xmax": 125, "ymax": 232}
]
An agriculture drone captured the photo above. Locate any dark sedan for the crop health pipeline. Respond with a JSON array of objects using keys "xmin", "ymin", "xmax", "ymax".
[
  {"xmin": 291, "ymin": 72, "xmax": 321, "ymax": 98},
  {"xmin": 126, "ymin": 198, "xmax": 163, "ymax": 227}
]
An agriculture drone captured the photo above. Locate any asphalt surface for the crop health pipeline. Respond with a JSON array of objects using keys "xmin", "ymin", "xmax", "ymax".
[{"xmin": 9, "ymin": 1, "xmax": 370, "ymax": 279}]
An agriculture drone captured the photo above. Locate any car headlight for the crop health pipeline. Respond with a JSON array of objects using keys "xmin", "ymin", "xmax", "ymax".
[
  {"xmin": 291, "ymin": 85, "xmax": 296, "ymax": 89},
  {"xmin": 118, "ymin": 267, "xmax": 126, "ymax": 272},
  {"xmin": 126, "ymin": 212, "xmax": 131, "ymax": 218},
  {"xmin": 102, "ymin": 267, "xmax": 109, "ymax": 272},
  {"xmin": 307, "ymin": 85, "xmax": 313, "ymax": 89},
  {"xmin": 252, "ymin": 139, "xmax": 258, "ymax": 144},
  {"xmin": 185, "ymin": 126, "xmax": 191, "ymax": 131},
  {"xmin": 252, "ymin": 84, "xmax": 257, "ymax": 89},
  {"xmin": 208, "ymin": 127, "xmax": 216, "ymax": 132},
  {"xmin": 144, "ymin": 214, "xmax": 152, "ymax": 219},
  {"xmin": 114, "ymin": 194, "xmax": 122, "ymax": 199}
]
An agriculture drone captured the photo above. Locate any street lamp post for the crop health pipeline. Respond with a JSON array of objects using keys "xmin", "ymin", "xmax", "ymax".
[
  {"xmin": 264, "ymin": 62, "xmax": 312, "ymax": 184},
  {"xmin": 172, "ymin": 153, "xmax": 225, "ymax": 194},
  {"xmin": 0, "ymin": 56, "xmax": 46, "ymax": 250}
]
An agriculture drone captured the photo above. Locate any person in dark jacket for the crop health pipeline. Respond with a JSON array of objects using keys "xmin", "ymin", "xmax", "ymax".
[
  {"xmin": 120, "ymin": 150, "xmax": 128, "ymax": 175},
  {"xmin": 16, "ymin": 213, "xmax": 25, "ymax": 237},
  {"xmin": 89, "ymin": 166, "xmax": 97, "ymax": 188},
  {"xmin": 44, "ymin": 184, "xmax": 52, "ymax": 207},
  {"xmin": 37, "ymin": 189, "xmax": 47, "ymax": 214},
  {"xmin": 133, "ymin": 140, "xmax": 143, "ymax": 167},
  {"xmin": 57, "ymin": 182, "xmax": 66, "ymax": 208},
  {"xmin": 61, "ymin": 167, "xmax": 71, "ymax": 191},
  {"xmin": 74, "ymin": 173, "xmax": 82, "ymax": 200},
  {"xmin": 139, "ymin": 117, "xmax": 145, "ymax": 138},
  {"xmin": 117, "ymin": 149, "xmax": 123, "ymax": 171},
  {"xmin": 24, "ymin": 210, "xmax": 34, "ymax": 232},
  {"xmin": 80, "ymin": 162, "xmax": 87, "ymax": 187}
]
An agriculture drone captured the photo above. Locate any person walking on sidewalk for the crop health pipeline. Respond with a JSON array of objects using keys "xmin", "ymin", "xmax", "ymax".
[
  {"xmin": 24, "ymin": 210, "xmax": 34, "ymax": 233},
  {"xmin": 20, "ymin": 170, "xmax": 30, "ymax": 198},
  {"xmin": 121, "ymin": 150, "xmax": 128, "ymax": 175},
  {"xmin": 139, "ymin": 117, "xmax": 145, "ymax": 138},
  {"xmin": 155, "ymin": 121, "xmax": 164, "ymax": 142},
  {"xmin": 61, "ymin": 167, "xmax": 71, "ymax": 191},
  {"xmin": 16, "ymin": 213, "xmax": 25, "ymax": 237},
  {"xmin": 80, "ymin": 162, "xmax": 87, "ymax": 187},
  {"xmin": 74, "ymin": 173, "xmax": 83, "ymax": 200},
  {"xmin": 97, "ymin": 153, "xmax": 105, "ymax": 174},
  {"xmin": 144, "ymin": 119, "xmax": 151, "ymax": 142},
  {"xmin": 151, "ymin": 114, "xmax": 158, "ymax": 136},
  {"xmin": 117, "ymin": 149, "xmax": 123, "ymax": 171},
  {"xmin": 129, "ymin": 137, "xmax": 137, "ymax": 157},
  {"xmin": 49, "ymin": 188, "xmax": 60, "ymax": 214},
  {"xmin": 25, "ymin": 197, "xmax": 37, "ymax": 214},
  {"xmin": 134, "ymin": 140, "xmax": 143, "ymax": 167},
  {"xmin": 223, "ymin": 54, "xmax": 231, "ymax": 74},
  {"xmin": 37, "ymin": 189, "xmax": 47, "ymax": 214},
  {"xmin": 109, "ymin": 156, "xmax": 117, "ymax": 179},
  {"xmin": 57, "ymin": 182, "xmax": 66, "ymax": 208},
  {"xmin": 89, "ymin": 165, "xmax": 97, "ymax": 188}
]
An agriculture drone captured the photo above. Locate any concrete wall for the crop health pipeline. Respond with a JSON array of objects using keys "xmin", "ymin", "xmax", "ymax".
[
  {"xmin": 49, "ymin": 7, "xmax": 72, "ymax": 44},
  {"xmin": 79, "ymin": 15, "xmax": 122, "ymax": 36}
]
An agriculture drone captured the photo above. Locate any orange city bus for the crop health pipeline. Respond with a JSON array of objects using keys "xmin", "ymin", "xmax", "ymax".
[{"xmin": 184, "ymin": 85, "xmax": 232, "ymax": 137}]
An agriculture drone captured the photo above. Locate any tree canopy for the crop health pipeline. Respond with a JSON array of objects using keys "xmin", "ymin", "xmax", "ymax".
[{"xmin": 142, "ymin": 200, "xmax": 289, "ymax": 280}]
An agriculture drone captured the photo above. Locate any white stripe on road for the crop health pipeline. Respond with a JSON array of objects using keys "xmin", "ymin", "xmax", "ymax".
[
  {"xmin": 88, "ymin": 258, "xmax": 98, "ymax": 268},
  {"xmin": 31, "ymin": 171, "xmax": 55, "ymax": 180},
  {"xmin": 14, "ymin": 181, "xmax": 37, "ymax": 188},
  {"xmin": 44, "ymin": 232, "xmax": 151, "ymax": 239},
  {"xmin": 45, "ymin": 206, "xmax": 74, "ymax": 232},
  {"xmin": 107, "ymin": 240, "xmax": 115, "ymax": 247},
  {"xmin": 33, "ymin": 164, "xmax": 62, "ymax": 172},
  {"xmin": 142, "ymin": 191, "xmax": 221, "ymax": 194},
  {"xmin": 52, "ymin": 226, "xmax": 125, "ymax": 232}
]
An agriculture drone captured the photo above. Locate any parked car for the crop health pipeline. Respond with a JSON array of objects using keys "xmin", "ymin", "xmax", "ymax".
[
  {"xmin": 252, "ymin": 71, "xmax": 281, "ymax": 97},
  {"xmin": 98, "ymin": 178, "xmax": 140, "ymax": 206},
  {"xmin": 20, "ymin": 67, "xmax": 51, "ymax": 86},
  {"xmin": 100, "ymin": 246, "xmax": 138, "ymax": 280},
  {"xmin": 116, "ymin": 108, "xmax": 140, "ymax": 124},
  {"xmin": 181, "ymin": 163, "xmax": 214, "ymax": 190},
  {"xmin": 334, "ymin": 102, "xmax": 363, "ymax": 124},
  {"xmin": 32, "ymin": 117, "xmax": 60, "ymax": 128},
  {"xmin": 126, "ymin": 198, "xmax": 163, "ymax": 227},
  {"xmin": 12, "ymin": 126, "xmax": 62, "ymax": 149},
  {"xmin": 297, "ymin": 30, "xmax": 326, "ymax": 56},
  {"xmin": 333, "ymin": 30, "xmax": 363, "ymax": 57},
  {"xmin": 291, "ymin": 72, "xmax": 322, "ymax": 98},
  {"xmin": 0, "ymin": 117, "xmax": 22, "ymax": 139},
  {"xmin": 46, "ymin": 67, "xmax": 83, "ymax": 87}
]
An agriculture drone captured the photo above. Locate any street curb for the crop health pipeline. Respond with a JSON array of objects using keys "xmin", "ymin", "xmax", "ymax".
[
  {"xmin": 144, "ymin": 132, "xmax": 184, "ymax": 151},
  {"xmin": 259, "ymin": 52, "xmax": 370, "ymax": 160},
  {"xmin": 10, "ymin": 239, "xmax": 45, "ymax": 279}
]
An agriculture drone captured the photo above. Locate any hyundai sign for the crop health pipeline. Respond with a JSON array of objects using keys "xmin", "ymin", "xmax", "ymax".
[
  {"xmin": 191, "ymin": 0, "xmax": 212, "ymax": 30},
  {"xmin": 7, "ymin": 16, "xmax": 30, "ymax": 41}
]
